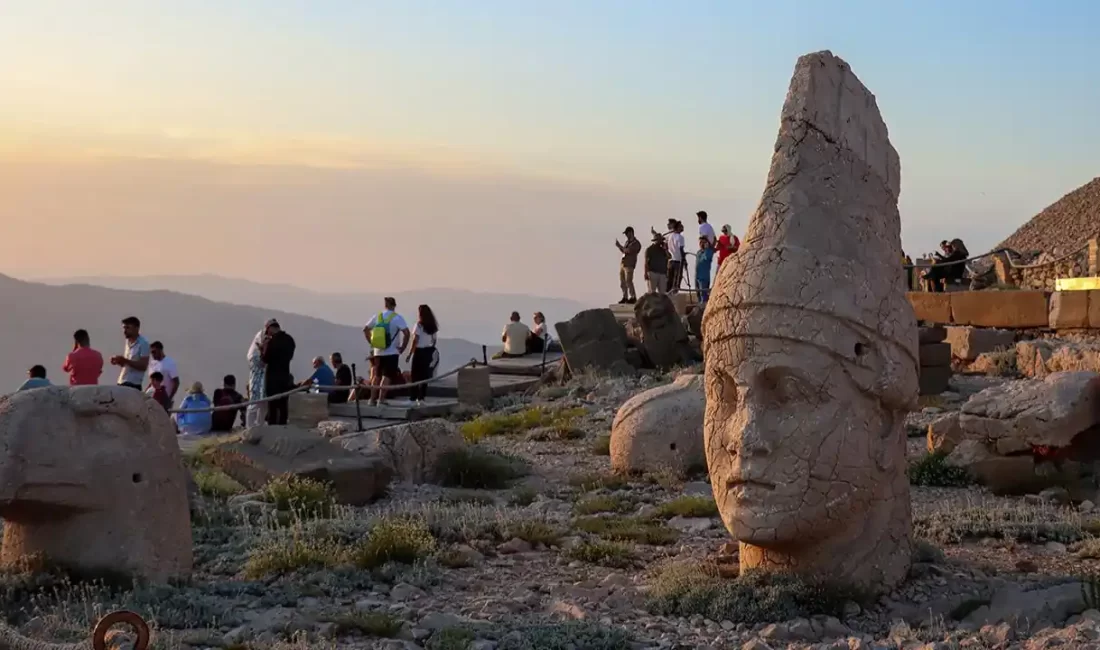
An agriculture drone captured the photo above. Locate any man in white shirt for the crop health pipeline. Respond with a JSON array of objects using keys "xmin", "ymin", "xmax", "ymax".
[
  {"xmin": 363, "ymin": 296, "xmax": 410, "ymax": 406},
  {"xmin": 148, "ymin": 340, "xmax": 180, "ymax": 404},
  {"xmin": 665, "ymin": 219, "xmax": 686, "ymax": 294},
  {"xmin": 110, "ymin": 316, "xmax": 150, "ymax": 390},
  {"xmin": 697, "ymin": 211, "xmax": 716, "ymax": 247},
  {"xmin": 501, "ymin": 311, "xmax": 531, "ymax": 357}
]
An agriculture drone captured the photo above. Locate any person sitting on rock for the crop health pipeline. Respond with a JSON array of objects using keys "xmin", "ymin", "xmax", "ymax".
[
  {"xmin": 526, "ymin": 311, "xmax": 560, "ymax": 354},
  {"xmin": 16, "ymin": 365, "xmax": 51, "ymax": 392},
  {"xmin": 175, "ymin": 381, "xmax": 213, "ymax": 436},
  {"xmin": 922, "ymin": 239, "xmax": 969, "ymax": 292},
  {"xmin": 498, "ymin": 311, "xmax": 531, "ymax": 358},
  {"xmin": 211, "ymin": 375, "xmax": 246, "ymax": 432},
  {"xmin": 146, "ymin": 371, "xmax": 172, "ymax": 412}
]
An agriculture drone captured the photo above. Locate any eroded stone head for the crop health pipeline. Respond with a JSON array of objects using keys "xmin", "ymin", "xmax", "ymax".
[
  {"xmin": 701, "ymin": 51, "xmax": 918, "ymax": 593},
  {"xmin": 0, "ymin": 386, "xmax": 192, "ymax": 582}
]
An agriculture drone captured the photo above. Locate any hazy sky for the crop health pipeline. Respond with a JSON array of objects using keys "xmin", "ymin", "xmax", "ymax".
[{"xmin": 2, "ymin": 0, "xmax": 1098, "ymax": 303}]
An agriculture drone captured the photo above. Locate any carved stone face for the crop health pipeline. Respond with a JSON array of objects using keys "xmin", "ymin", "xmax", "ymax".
[{"xmin": 704, "ymin": 335, "xmax": 892, "ymax": 545}]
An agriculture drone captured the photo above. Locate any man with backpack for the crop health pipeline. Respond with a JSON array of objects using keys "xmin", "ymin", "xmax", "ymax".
[{"xmin": 363, "ymin": 297, "xmax": 411, "ymax": 406}]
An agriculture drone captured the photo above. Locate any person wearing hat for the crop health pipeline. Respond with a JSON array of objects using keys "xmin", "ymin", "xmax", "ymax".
[
  {"xmin": 175, "ymin": 381, "xmax": 213, "ymax": 436},
  {"xmin": 643, "ymin": 231, "xmax": 670, "ymax": 295},
  {"xmin": 615, "ymin": 226, "xmax": 642, "ymax": 304},
  {"xmin": 716, "ymin": 224, "xmax": 740, "ymax": 269}
]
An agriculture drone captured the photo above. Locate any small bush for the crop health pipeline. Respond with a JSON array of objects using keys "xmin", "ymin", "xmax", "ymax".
[
  {"xmin": 981, "ymin": 347, "xmax": 1018, "ymax": 377},
  {"xmin": 437, "ymin": 548, "xmax": 476, "ymax": 569},
  {"xmin": 647, "ymin": 562, "xmax": 862, "ymax": 623},
  {"xmin": 321, "ymin": 611, "xmax": 404, "ymax": 638},
  {"xmin": 262, "ymin": 474, "xmax": 336, "ymax": 517},
  {"xmin": 568, "ymin": 472, "xmax": 629, "ymax": 492},
  {"xmin": 243, "ymin": 531, "xmax": 345, "ymax": 578},
  {"xmin": 575, "ymin": 516, "xmax": 678, "ymax": 545},
  {"xmin": 565, "ymin": 541, "xmax": 636, "ymax": 568},
  {"xmin": 191, "ymin": 467, "xmax": 246, "ymax": 499},
  {"xmin": 908, "ymin": 451, "xmax": 972, "ymax": 488},
  {"xmin": 435, "ymin": 447, "xmax": 529, "ymax": 489},
  {"xmin": 351, "ymin": 518, "xmax": 436, "ymax": 569},
  {"xmin": 590, "ymin": 434, "xmax": 611, "ymax": 456},
  {"xmin": 438, "ymin": 489, "xmax": 497, "ymax": 506},
  {"xmin": 509, "ymin": 486, "xmax": 538, "ymax": 507},
  {"xmin": 574, "ymin": 495, "xmax": 631, "ymax": 515},
  {"xmin": 460, "ymin": 407, "xmax": 586, "ymax": 443},
  {"xmin": 653, "ymin": 495, "xmax": 718, "ymax": 519},
  {"xmin": 916, "ymin": 500, "xmax": 1094, "ymax": 545},
  {"xmin": 1079, "ymin": 537, "xmax": 1100, "ymax": 559},
  {"xmin": 507, "ymin": 520, "xmax": 563, "ymax": 547},
  {"xmin": 496, "ymin": 622, "xmax": 631, "ymax": 650},
  {"xmin": 912, "ymin": 538, "xmax": 945, "ymax": 563},
  {"xmin": 426, "ymin": 626, "xmax": 477, "ymax": 650}
]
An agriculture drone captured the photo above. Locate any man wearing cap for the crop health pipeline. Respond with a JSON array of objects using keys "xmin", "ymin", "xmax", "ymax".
[{"xmin": 615, "ymin": 227, "xmax": 642, "ymax": 304}]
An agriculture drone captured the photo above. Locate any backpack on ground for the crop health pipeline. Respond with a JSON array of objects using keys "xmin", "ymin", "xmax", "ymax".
[{"xmin": 370, "ymin": 312, "xmax": 394, "ymax": 350}]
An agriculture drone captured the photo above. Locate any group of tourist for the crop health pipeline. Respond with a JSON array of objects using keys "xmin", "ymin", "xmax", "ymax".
[
  {"xmin": 915, "ymin": 238, "xmax": 971, "ymax": 292},
  {"xmin": 498, "ymin": 311, "xmax": 558, "ymax": 358},
  {"xmin": 616, "ymin": 211, "xmax": 740, "ymax": 304}
]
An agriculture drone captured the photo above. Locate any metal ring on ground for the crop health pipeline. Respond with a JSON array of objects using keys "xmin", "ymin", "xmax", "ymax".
[{"xmin": 92, "ymin": 610, "xmax": 150, "ymax": 650}]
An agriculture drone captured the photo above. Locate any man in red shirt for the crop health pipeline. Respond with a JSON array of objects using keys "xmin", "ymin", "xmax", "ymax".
[{"xmin": 62, "ymin": 329, "xmax": 104, "ymax": 386}]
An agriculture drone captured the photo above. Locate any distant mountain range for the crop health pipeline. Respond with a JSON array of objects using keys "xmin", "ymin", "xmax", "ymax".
[
  {"xmin": 38, "ymin": 274, "xmax": 597, "ymax": 346},
  {"xmin": 0, "ymin": 274, "xmax": 487, "ymax": 390}
]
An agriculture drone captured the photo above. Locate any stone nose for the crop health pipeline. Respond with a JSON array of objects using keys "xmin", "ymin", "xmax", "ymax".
[{"xmin": 724, "ymin": 401, "xmax": 772, "ymax": 458}]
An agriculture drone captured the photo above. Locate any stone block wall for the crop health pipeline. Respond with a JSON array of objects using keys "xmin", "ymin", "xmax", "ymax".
[{"xmin": 907, "ymin": 289, "xmax": 1100, "ymax": 330}]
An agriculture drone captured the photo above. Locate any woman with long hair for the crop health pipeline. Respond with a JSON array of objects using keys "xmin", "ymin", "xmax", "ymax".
[
  {"xmin": 245, "ymin": 326, "xmax": 267, "ymax": 427},
  {"xmin": 406, "ymin": 304, "xmax": 439, "ymax": 404}
]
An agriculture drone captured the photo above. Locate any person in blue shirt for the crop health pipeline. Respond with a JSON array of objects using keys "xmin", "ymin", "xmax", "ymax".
[
  {"xmin": 695, "ymin": 236, "xmax": 715, "ymax": 304},
  {"xmin": 175, "ymin": 381, "xmax": 213, "ymax": 436},
  {"xmin": 17, "ymin": 365, "xmax": 51, "ymax": 392},
  {"xmin": 300, "ymin": 355, "xmax": 336, "ymax": 392}
]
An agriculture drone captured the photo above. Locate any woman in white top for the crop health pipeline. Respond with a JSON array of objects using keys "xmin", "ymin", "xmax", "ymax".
[
  {"xmin": 406, "ymin": 304, "xmax": 439, "ymax": 403},
  {"xmin": 526, "ymin": 311, "xmax": 554, "ymax": 353}
]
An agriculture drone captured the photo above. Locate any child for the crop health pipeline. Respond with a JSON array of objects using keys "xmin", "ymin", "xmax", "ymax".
[
  {"xmin": 147, "ymin": 371, "xmax": 172, "ymax": 412},
  {"xmin": 696, "ymin": 236, "xmax": 714, "ymax": 303}
]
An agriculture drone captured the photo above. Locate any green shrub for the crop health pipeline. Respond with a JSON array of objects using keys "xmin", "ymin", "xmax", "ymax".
[
  {"xmin": 351, "ymin": 518, "xmax": 436, "ymax": 569},
  {"xmin": 647, "ymin": 562, "xmax": 861, "ymax": 623},
  {"xmin": 507, "ymin": 520, "xmax": 563, "ymax": 547},
  {"xmin": 460, "ymin": 407, "xmax": 586, "ymax": 443},
  {"xmin": 574, "ymin": 516, "xmax": 678, "ymax": 545},
  {"xmin": 321, "ymin": 611, "xmax": 404, "ymax": 638},
  {"xmin": 426, "ymin": 626, "xmax": 477, "ymax": 650},
  {"xmin": 435, "ymin": 447, "xmax": 529, "ymax": 489},
  {"xmin": 908, "ymin": 451, "xmax": 972, "ymax": 487},
  {"xmin": 438, "ymin": 489, "xmax": 497, "ymax": 506},
  {"xmin": 509, "ymin": 486, "xmax": 538, "ymax": 507},
  {"xmin": 243, "ymin": 531, "xmax": 345, "ymax": 579},
  {"xmin": 568, "ymin": 472, "xmax": 629, "ymax": 492},
  {"xmin": 262, "ymin": 474, "xmax": 336, "ymax": 517},
  {"xmin": 915, "ymin": 501, "xmax": 1093, "ymax": 544},
  {"xmin": 565, "ymin": 541, "xmax": 636, "ymax": 568},
  {"xmin": 496, "ymin": 622, "xmax": 631, "ymax": 650},
  {"xmin": 653, "ymin": 495, "xmax": 717, "ymax": 519},
  {"xmin": 191, "ymin": 467, "xmax": 246, "ymax": 499},
  {"xmin": 590, "ymin": 434, "xmax": 611, "ymax": 456},
  {"xmin": 574, "ymin": 494, "xmax": 631, "ymax": 515}
]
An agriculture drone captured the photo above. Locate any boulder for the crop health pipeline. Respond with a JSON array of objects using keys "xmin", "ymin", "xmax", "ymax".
[
  {"xmin": 927, "ymin": 413, "xmax": 963, "ymax": 454},
  {"xmin": 610, "ymin": 374, "xmax": 705, "ymax": 474},
  {"xmin": 950, "ymin": 291, "xmax": 1050, "ymax": 329},
  {"xmin": 332, "ymin": 418, "xmax": 464, "ymax": 483},
  {"xmin": 944, "ymin": 326, "xmax": 1015, "ymax": 362},
  {"xmin": 1015, "ymin": 339, "xmax": 1100, "ymax": 379},
  {"xmin": 554, "ymin": 309, "xmax": 634, "ymax": 376},
  {"xmin": 0, "ymin": 386, "xmax": 192, "ymax": 582},
  {"xmin": 958, "ymin": 371, "xmax": 1100, "ymax": 450},
  {"xmin": 288, "ymin": 392, "xmax": 330, "ymax": 429},
  {"xmin": 634, "ymin": 293, "xmax": 699, "ymax": 370},
  {"xmin": 207, "ymin": 425, "xmax": 392, "ymax": 505}
]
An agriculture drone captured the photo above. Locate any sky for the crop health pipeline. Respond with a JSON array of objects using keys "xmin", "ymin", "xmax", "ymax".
[{"xmin": 2, "ymin": 0, "xmax": 1098, "ymax": 303}]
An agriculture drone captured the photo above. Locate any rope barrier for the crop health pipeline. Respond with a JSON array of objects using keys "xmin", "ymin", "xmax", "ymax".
[{"xmin": 168, "ymin": 358, "xmax": 480, "ymax": 414}]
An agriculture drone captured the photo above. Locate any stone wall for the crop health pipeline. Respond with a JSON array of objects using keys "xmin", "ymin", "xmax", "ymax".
[
  {"xmin": 995, "ymin": 247, "xmax": 1091, "ymax": 291},
  {"xmin": 907, "ymin": 289, "xmax": 1100, "ymax": 330}
]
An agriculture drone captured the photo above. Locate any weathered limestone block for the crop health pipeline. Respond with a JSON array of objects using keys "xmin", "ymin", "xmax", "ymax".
[
  {"xmin": 610, "ymin": 374, "xmax": 705, "ymax": 474},
  {"xmin": 208, "ymin": 425, "xmax": 392, "ymax": 505},
  {"xmin": 927, "ymin": 413, "xmax": 963, "ymax": 454},
  {"xmin": 1050, "ymin": 291, "xmax": 1091, "ymax": 329},
  {"xmin": 949, "ymin": 291, "xmax": 1050, "ymax": 329},
  {"xmin": 700, "ymin": 51, "xmax": 917, "ymax": 594},
  {"xmin": 0, "ymin": 386, "xmax": 192, "ymax": 582},
  {"xmin": 919, "ymin": 366, "xmax": 951, "ymax": 396},
  {"xmin": 919, "ymin": 326, "xmax": 947, "ymax": 344},
  {"xmin": 1015, "ymin": 340, "xmax": 1056, "ymax": 378},
  {"xmin": 944, "ymin": 326, "xmax": 1015, "ymax": 362},
  {"xmin": 1090, "ymin": 290, "xmax": 1100, "ymax": 328},
  {"xmin": 1015, "ymin": 340, "xmax": 1100, "ymax": 378},
  {"xmin": 288, "ymin": 392, "xmax": 330, "ymax": 430},
  {"xmin": 332, "ymin": 418, "xmax": 464, "ymax": 483},
  {"xmin": 908, "ymin": 293, "xmax": 952, "ymax": 324},
  {"xmin": 634, "ymin": 293, "xmax": 698, "ymax": 370},
  {"xmin": 555, "ymin": 309, "xmax": 634, "ymax": 376},
  {"xmin": 958, "ymin": 371, "xmax": 1100, "ymax": 450},
  {"xmin": 919, "ymin": 343, "xmax": 951, "ymax": 368},
  {"xmin": 457, "ymin": 366, "xmax": 493, "ymax": 406}
]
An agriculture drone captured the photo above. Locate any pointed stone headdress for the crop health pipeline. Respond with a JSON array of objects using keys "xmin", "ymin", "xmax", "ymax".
[{"xmin": 704, "ymin": 50, "xmax": 918, "ymax": 408}]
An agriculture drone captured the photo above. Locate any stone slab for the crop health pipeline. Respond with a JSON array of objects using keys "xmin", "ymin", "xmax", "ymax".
[
  {"xmin": 919, "ymin": 343, "xmax": 951, "ymax": 368},
  {"xmin": 908, "ymin": 293, "xmax": 952, "ymax": 324},
  {"xmin": 487, "ymin": 352, "xmax": 564, "ymax": 376},
  {"xmin": 919, "ymin": 366, "xmax": 952, "ymax": 396},
  {"xmin": 918, "ymin": 326, "xmax": 947, "ymax": 344},
  {"xmin": 944, "ymin": 326, "xmax": 1015, "ymax": 362},
  {"xmin": 457, "ymin": 366, "xmax": 493, "ymax": 406},
  {"xmin": 949, "ymin": 291, "xmax": 1050, "ymax": 329},
  {"xmin": 328, "ymin": 397, "xmax": 457, "ymax": 421},
  {"xmin": 1091, "ymin": 290, "xmax": 1100, "ymax": 328},
  {"xmin": 426, "ymin": 373, "xmax": 541, "ymax": 399},
  {"xmin": 1049, "ymin": 291, "xmax": 1090, "ymax": 329}
]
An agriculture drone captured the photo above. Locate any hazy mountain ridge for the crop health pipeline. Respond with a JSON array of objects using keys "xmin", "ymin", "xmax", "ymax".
[
  {"xmin": 0, "ymin": 274, "xmax": 485, "ymax": 390},
  {"xmin": 38, "ymin": 275, "xmax": 598, "ymax": 346}
]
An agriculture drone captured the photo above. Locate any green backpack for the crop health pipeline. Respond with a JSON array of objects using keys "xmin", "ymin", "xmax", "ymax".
[{"xmin": 370, "ymin": 312, "xmax": 394, "ymax": 349}]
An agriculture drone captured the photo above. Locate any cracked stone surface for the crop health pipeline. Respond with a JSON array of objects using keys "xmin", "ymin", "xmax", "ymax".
[
  {"xmin": 609, "ymin": 374, "xmax": 705, "ymax": 474},
  {"xmin": 0, "ymin": 385, "xmax": 193, "ymax": 582},
  {"xmin": 333, "ymin": 418, "xmax": 464, "ymax": 484},
  {"xmin": 700, "ymin": 50, "xmax": 918, "ymax": 594}
]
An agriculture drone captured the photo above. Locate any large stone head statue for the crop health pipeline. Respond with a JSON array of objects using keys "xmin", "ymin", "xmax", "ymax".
[
  {"xmin": 701, "ymin": 51, "xmax": 918, "ymax": 593},
  {"xmin": 0, "ymin": 386, "xmax": 193, "ymax": 582}
]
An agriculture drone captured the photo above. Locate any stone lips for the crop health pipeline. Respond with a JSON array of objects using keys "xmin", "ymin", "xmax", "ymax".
[
  {"xmin": 0, "ymin": 385, "xmax": 193, "ymax": 582},
  {"xmin": 702, "ymin": 51, "xmax": 916, "ymax": 594}
]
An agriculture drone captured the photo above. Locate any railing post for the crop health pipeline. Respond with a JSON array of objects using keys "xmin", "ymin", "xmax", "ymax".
[
  {"xmin": 1089, "ymin": 237, "xmax": 1099, "ymax": 277},
  {"xmin": 482, "ymin": 345, "xmax": 488, "ymax": 365},
  {"xmin": 351, "ymin": 363, "xmax": 363, "ymax": 432}
]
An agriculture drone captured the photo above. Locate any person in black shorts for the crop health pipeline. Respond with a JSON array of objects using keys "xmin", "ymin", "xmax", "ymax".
[{"xmin": 363, "ymin": 297, "xmax": 411, "ymax": 406}]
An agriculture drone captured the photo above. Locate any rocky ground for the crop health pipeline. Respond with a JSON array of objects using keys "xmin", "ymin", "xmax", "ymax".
[{"xmin": 6, "ymin": 367, "xmax": 1100, "ymax": 650}]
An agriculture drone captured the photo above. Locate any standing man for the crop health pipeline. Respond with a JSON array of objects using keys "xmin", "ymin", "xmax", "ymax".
[
  {"xmin": 62, "ymin": 329, "xmax": 103, "ymax": 386},
  {"xmin": 260, "ymin": 319, "xmax": 296, "ymax": 425},
  {"xmin": 615, "ymin": 226, "xmax": 642, "ymax": 304},
  {"xmin": 148, "ymin": 341, "xmax": 180, "ymax": 404},
  {"xmin": 363, "ymin": 297, "xmax": 410, "ymax": 406},
  {"xmin": 697, "ymin": 211, "xmax": 716, "ymax": 247},
  {"xmin": 110, "ymin": 316, "xmax": 149, "ymax": 390},
  {"xmin": 666, "ymin": 220, "xmax": 685, "ymax": 294},
  {"xmin": 330, "ymin": 352, "xmax": 353, "ymax": 404},
  {"xmin": 644, "ymin": 232, "xmax": 669, "ymax": 294}
]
